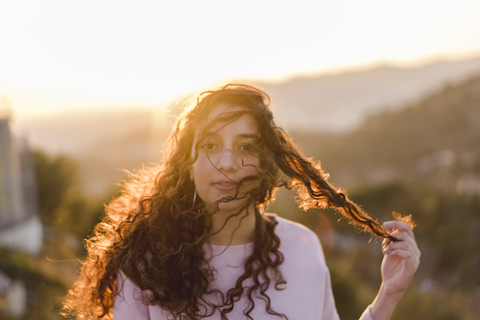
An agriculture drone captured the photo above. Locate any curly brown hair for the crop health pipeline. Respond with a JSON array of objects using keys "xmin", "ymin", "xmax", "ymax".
[{"xmin": 61, "ymin": 84, "xmax": 403, "ymax": 320}]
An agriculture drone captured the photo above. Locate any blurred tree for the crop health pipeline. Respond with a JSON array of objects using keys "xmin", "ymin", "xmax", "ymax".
[
  {"xmin": 33, "ymin": 150, "xmax": 78, "ymax": 226},
  {"xmin": 33, "ymin": 149, "xmax": 107, "ymax": 242}
]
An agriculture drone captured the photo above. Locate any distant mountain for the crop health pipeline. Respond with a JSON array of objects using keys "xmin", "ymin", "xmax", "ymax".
[
  {"xmin": 290, "ymin": 72, "xmax": 480, "ymax": 191},
  {"xmin": 13, "ymin": 58, "xmax": 480, "ymax": 195},
  {"xmin": 256, "ymin": 58, "xmax": 480, "ymax": 132}
]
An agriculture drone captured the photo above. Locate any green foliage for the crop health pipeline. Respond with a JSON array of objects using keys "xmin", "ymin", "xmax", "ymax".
[
  {"xmin": 0, "ymin": 245, "xmax": 68, "ymax": 291},
  {"xmin": 348, "ymin": 181, "xmax": 480, "ymax": 287},
  {"xmin": 330, "ymin": 270, "xmax": 361, "ymax": 320},
  {"xmin": 33, "ymin": 150, "xmax": 78, "ymax": 225},
  {"xmin": 391, "ymin": 286, "xmax": 480, "ymax": 320},
  {"xmin": 0, "ymin": 245, "xmax": 69, "ymax": 320},
  {"xmin": 33, "ymin": 150, "xmax": 107, "ymax": 241}
]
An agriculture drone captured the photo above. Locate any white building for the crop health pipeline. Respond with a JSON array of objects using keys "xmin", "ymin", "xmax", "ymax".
[{"xmin": 0, "ymin": 114, "xmax": 42, "ymax": 318}]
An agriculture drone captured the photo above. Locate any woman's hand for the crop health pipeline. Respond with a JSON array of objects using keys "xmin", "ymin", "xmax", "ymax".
[
  {"xmin": 370, "ymin": 221, "xmax": 421, "ymax": 320},
  {"xmin": 381, "ymin": 221, "xmax": 421, "ymax": 297}
]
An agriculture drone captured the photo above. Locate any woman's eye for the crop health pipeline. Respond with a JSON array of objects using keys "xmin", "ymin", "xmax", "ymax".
[
  {"xmin": 202, "ymin": 143, "xmax": 217, "ymax": 150},
  {"xmin": 239, "ymin": 144, "xmax": 254, "ymax": 151}
]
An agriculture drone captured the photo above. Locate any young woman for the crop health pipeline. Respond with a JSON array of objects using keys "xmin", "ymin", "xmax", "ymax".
[{"xmin": 62, "ymin": 84, "xmax": 420, "ymax": 320}]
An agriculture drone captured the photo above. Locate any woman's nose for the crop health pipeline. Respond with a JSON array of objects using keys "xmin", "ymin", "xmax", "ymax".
[{"xmin": 217, "ymin": 149, "xmax": 239, "ymax": 172}]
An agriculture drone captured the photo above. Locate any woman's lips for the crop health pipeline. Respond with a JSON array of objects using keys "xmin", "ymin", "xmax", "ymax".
[{"xmin": 213, "ymin": 181, "xmax": 238, "ymax": 190}]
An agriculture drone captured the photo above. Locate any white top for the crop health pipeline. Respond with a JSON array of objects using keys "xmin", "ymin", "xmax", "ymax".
[{"xmin": 113, "ymin": 216, "xmax": 373, "ymax": 320}]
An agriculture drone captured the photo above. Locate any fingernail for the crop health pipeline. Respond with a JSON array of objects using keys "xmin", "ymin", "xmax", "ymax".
[
  {"xmin": 387, "ymin": 250, "xmax": 393, "ymax": 254},
  {"xmin": 384, "ymin": 221, "xmax": 391, "ymax": 226}
]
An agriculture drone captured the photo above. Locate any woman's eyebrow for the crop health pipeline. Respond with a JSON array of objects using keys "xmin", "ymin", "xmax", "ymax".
[{"xmin": 237, "ymin": 133, "xmax": 260, "ymax": 140}]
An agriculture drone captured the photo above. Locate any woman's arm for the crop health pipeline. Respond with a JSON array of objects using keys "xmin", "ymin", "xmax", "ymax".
[{"xmin": 369, "ymin": 221, "xmax": 421, "ymax": 320}]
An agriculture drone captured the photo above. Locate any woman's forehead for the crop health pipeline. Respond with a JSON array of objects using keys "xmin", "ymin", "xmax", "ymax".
[
  {"xmin": 206, "ymin": 103, "xmax": 247, "ymax": 120},
  {"xmin": 194, "ymin": 103, "xmax": 258, "ymax": 137}
]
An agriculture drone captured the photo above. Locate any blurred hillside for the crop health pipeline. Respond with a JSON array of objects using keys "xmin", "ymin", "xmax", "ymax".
[
  {"xmin": 257, "ymin": 58, "xmax": 480, "ymax": 132},
  {"xmin": 290, "ymin": 72, "xmax": 480, "ymax": 191}
]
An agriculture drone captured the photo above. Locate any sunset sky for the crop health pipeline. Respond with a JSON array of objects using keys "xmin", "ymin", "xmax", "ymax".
[{"xmin": 1, "ymin": 0, "xmax": 480, "ymax": 121}]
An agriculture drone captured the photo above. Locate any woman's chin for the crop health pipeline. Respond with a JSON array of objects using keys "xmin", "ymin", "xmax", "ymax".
[{"xmin": 208, "ymin": 197, "xmax": 253, "ymax": 213}]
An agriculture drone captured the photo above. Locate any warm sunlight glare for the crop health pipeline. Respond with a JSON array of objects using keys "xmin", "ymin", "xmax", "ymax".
[{"xmin": 1, "ymin": 0, "xmax": 479, "ymax": 120}]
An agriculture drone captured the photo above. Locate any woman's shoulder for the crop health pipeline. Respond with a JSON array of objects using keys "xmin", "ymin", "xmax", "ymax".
[
  {"xmin": 267, "ymin": 214, "xmax": 322, "ymax": 249},
  {"xmin": 266, "ymin": 213, "xmax": 327, "ymax": 266}
]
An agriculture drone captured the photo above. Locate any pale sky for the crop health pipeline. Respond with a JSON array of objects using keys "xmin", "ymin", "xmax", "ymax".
[{"xmin": 1, "ymin": 0, "xmax": 480, "ymax": 121}]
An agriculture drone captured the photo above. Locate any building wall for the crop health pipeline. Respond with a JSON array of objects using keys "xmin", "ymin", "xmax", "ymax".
[{"xmin": 0, "ymin": 117, "xmax": 42, "ymax": 255}]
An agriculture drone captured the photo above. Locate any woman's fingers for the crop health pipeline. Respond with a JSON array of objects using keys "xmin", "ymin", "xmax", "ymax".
[
  {"xmin": 385, "ymin": 231, "xmax": 416, "ymax": 250},
  {"xmin": 385, "ymin": 248, "xmax": 421, "ymax": 273},
  {"xmin": 383, "ymin": 238, "xmax": 420, "ymax": 258},
  {"xmin": 384, "ymin": 221, "xmax": 418, "ymax": 246},
  {"xmin": 383, "ymin": 240, "xmax": 419, "ymax": 258},
  {"xmin": 381, "ymin": 221, "xmax": 421, "ymax": 264},
  {"xmin": 384, "ymin": 221, "xmax": 415, "ymax": 237}
]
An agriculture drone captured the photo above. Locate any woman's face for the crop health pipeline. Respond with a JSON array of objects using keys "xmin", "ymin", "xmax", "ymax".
[{"xmin": 190, "ymin": 103, "xmax": 261, "ymax": 213}]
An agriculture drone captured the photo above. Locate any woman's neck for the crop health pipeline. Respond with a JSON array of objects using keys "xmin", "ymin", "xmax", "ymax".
[{"xmin": 206, "ymin": 205, "xmax": 257, "ymax": 246}]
